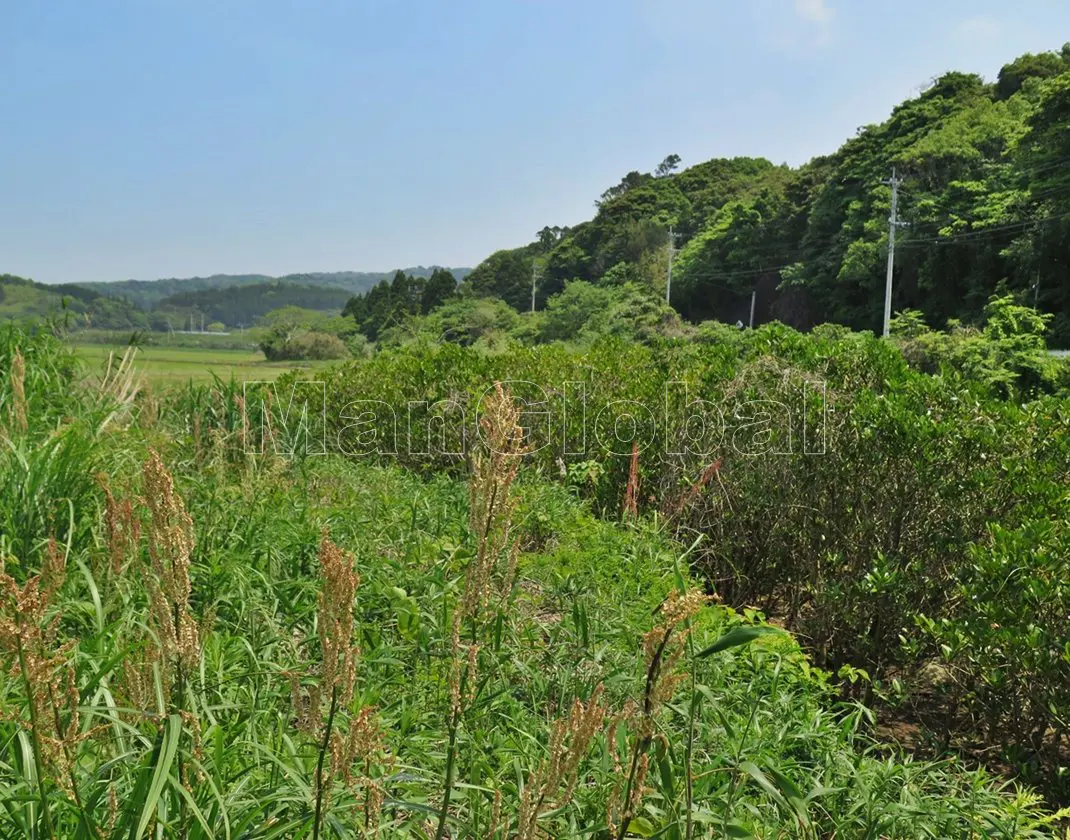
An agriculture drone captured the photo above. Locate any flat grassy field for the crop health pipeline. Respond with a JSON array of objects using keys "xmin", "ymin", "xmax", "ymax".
[{"xmin": 71, "ymin": 342, "xmax": 329, "ymax": 385}]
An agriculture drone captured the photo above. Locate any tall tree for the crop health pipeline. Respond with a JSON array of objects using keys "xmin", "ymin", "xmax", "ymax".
[
  {"xmin": 655, "ymin": 154, "xmax": 681, "ymax": 178},
  {"xmin": 464, "ymin": 249, "xmax": 536, "ymax": 311},
  {"xmin": 421, "ymin": 268, "xmax": 457, "ymax": 311}
]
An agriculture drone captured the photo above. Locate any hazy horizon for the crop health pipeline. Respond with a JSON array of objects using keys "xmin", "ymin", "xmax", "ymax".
[{"xmin": 64, "ymin": 265, "xmax": 474, "ymax": 287}]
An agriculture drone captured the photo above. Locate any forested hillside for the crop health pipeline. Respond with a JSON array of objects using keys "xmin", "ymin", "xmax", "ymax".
[
  {"xmin": 0, "ymin": 274, "xmax": 148, "ymax": 330},
  {"xmin": 462, "ymin": 47, "xmax": 1070, "ymax": 345},
  {"xmin": 0, "ymin": 268, "xmax": 473, "ymax": 336},
  {"xmin": 80, "ymin": 267, "xmax": 472, "ymax": 310},
  {"xmin": 156, "ymin": 281, "xmax": 353, "ymax": 328}
]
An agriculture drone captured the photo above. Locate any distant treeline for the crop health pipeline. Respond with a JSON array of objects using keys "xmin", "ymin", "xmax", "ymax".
[
  {"xmin": 342, "ymin": 268, "xmax": 459, "ymax": 340},
  {"xmin": 0, "ymin": 266, "xmax": 472, "ymax": 331},
  {"xmin": 158, "ymin": 282, "xmax": 352, "ymax": 327},
  {"xmin": 78, "ymin": 267, "xmax": 472, "ymax": 310},
  {"xmin": 0, "ymin": 273, "xmax": 149, "ymax": 330}
]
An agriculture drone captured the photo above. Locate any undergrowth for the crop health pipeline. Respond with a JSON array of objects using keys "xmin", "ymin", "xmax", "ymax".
[{"xmin": 0, "ymin": 324, "xmax": 1066, "ymax": 837}]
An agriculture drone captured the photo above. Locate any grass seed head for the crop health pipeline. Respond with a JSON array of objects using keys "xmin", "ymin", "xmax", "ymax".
[
  {"xmin": 98, "ymin": 476, "xmax": 141, "ymax": 575},
  {"xmin": 516, "ymin": 683, "xmax": 607, "ymax": 840},
  {"xmin": 316, "ymin": 533, "xmax": 360, "ymax": 704},
  {"xmin": 641, "ymin": 588, "xmax": 710, "ymax": 713},
  {"xmin": 0, "ymin": 543, "xmax": 95, "ymax": 797},
  {"xmin": 143, "ymin": 449, "xmax": 200, "ymax": 671},
  {"xmin": 462, "ymin": 382, "xmax": 532, "ymax": 622},
  {"xmin": 9, "ymin": 348, "xmax": 27, "ymax": 434}
]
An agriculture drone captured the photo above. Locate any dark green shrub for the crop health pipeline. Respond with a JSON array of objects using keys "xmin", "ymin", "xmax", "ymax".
[
  {"xmin": 914, "ymin": 520, "xmax": 1070, "ymax": 794},
  {"xmin": 261, "ymin": 328, "xmax": 349, "ymax": 360},
  {"xmin": 892, "ymin": 296, "xmax": 1061, "ymax": 396}
]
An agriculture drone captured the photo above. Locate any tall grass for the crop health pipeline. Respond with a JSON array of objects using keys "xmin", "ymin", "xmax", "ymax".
[
  {"xmin": 0, "ymin": 329, "xmax": 1065, "ymax": 837},
  {"xmin": 312, "ymin": 328, "xmax": 1070, "ymax": 797}
]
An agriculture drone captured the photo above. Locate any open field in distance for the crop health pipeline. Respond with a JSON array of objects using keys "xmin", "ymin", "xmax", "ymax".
[{"xmin": 70, "ymin": 341, "xmax": 328, "ymax": 384}]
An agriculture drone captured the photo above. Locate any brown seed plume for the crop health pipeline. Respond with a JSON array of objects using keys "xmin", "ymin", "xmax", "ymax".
[
  {"xmin": 0, "ymin": 540, "xmax": 95, "ymax": 798},
  {"xmin": 316, "ymin": 533, "xmax": 360, "ymax": 707},
  {"xmin": 514, "ymin": 684, "xmax": 607, "ymax": 840},
  {"xmin": 623, "ymin": 441, "xmax": 640, "ymax": 519},
  {"xmin": 608, "ymin": 588, "xmax": 710, "ymax": 838},
  {"xmin": 143, "ymin": 449, "xmax": 200, "ymax": 672},
  {"xmin": 293, "ymin": 534, "xmax": 385, "ymax": 831},
  {"xmin": 9, "ymin": 348, "xmax": 28, "ymax": 434},
  {"xmin": 462, "ymin": 382, "xmax": 531, "ymax": 622},
  {"xmin": 98, "ymin": 476, "xmax": 141, "ymax": 576}
]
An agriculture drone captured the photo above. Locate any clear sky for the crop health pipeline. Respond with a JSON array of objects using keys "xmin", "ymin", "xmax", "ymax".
[{"xmin": 3, "ymin": 0, "xmax": 1069, "ymax": 285}]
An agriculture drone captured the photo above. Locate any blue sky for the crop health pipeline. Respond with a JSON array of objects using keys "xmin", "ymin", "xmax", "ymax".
[{"xmin": 3, "ymin": 0, "xmax": 1069, "ymax": 284}]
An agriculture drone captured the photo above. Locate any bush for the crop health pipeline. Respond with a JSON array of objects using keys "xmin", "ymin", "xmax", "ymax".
[
  {"xmin": 260, "ymin": 328, "xmax": 350, "ymax": 360},
  {"xmin": 537, "ymin": 280, "xmax": 613, "ymax": 342},
  {"xmin": 344, "ymin": 332, "xmax": 372, "ymax": 358},
  {"xmin": 694, "ymin": 318, "xmax": 748, "ymax": 347},
  {"xmin": 914, "ymin": 520, "xmax": 1070, "ymax": 784},
  {"xmin": 579, "ymin": 282, "xmax": 688, "ymax": 344},
  {"xmin": 892, "ymin": 296, "xmax": 1061, "ymax": 396},
  {"xmin": 379, "ymin": 296, "xmax": 520, "ymax": 348}
]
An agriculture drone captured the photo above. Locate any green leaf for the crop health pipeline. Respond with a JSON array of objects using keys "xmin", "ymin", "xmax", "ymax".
[
  {"xmin": 627, "ymin": 816, "xmax": 657, "ymax": 837},
  {"xmin": 697, "ymin": 625, "xmax": 784, "ymax": 658},
  {"xmin": 133, "ymin": 714, "xmax": 182, "ymax": 839},
  {"xmin": 740, "ymin": 761, "xmax": 788, "ymax": 810},
  {"xmin": 740, "ymin": 761, "xmax": 811, "ymax": 830}
]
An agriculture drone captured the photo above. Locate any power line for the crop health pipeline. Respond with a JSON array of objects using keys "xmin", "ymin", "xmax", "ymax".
[
  {"xmin": 664, "ymin": 165, "xmax": 1070, "ymax": 318},
  {"xmin": 1000, "ymin": 154, "xmax": 1070, "ymax": 182},
  {"xmin": 896, "ymin": 184, "xmax": 983, "ymax": 224},
  {"xmin": 1021, "ymin": 183, "xmax": 1070, "ymax": 204},
  {"xmin": 672, "ymin": 205, "xmax": 1070, "ymax": 277},
  {"xmin": 893, "ymin": 153, "xmax": 1070, "ymax": 185},
  {"xmin": 680, "ymin": 263, "xmax": 797, "ymax": 282},
  {"xmin": 898, "ymin": 180, "xmax": 1070, "ymax": 219},
  {"xmin": 897, "ymin": 209, "xmax": 1070, "ymax": 249}
]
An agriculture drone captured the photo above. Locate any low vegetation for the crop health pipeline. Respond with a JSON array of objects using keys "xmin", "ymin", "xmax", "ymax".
[
  {"xmin": 2, "ymin": 317, "xmax": 1068, "ymax": 837},
  {"xmin": 299, "ymin": 296, "xmax": 1070, "ymax": 801}
]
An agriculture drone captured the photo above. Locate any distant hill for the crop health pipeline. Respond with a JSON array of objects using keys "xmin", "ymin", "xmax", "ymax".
[
  {"xmin": 0, "ymin": 273, "xmax": 149, "ymax": 329},
  {"xmin": 157, "ymin": 282, "xmax": 353, "ymax": 327},
  {"xmin": 2, "ymin": 267, "xmax": 473, "ymax": 332},
  {"xmin": 0, "ymin": 274, "xmax": 66, "ymax": 319},
  {"xmin": 80, "ymin": 267, "xmax": 473, "ymax": 310}
]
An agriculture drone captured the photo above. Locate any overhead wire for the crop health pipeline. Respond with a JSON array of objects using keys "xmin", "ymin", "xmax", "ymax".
[{"xmin": 668, "ymin": 155, "xmax": 1070, "ymax": 294}]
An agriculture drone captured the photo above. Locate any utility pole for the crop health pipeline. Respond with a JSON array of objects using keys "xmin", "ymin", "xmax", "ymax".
[
  {"xmin": 531, "ymin": 262, "xmax": 538, "ymax": 314},
  {"xmin": 749, "ymin": 288, "xmax": 757, "ymax": 329},
  {"xmin": 881, "ymin": 168, "xmax": 904, "ymax": 338},
  {"xmin": 665, "ymin": 226, "xmax": 680, "ymax": 305},
  {"xmin": 1034, "ymin": 229, "xmax": 1043, "ymax": 309}
]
